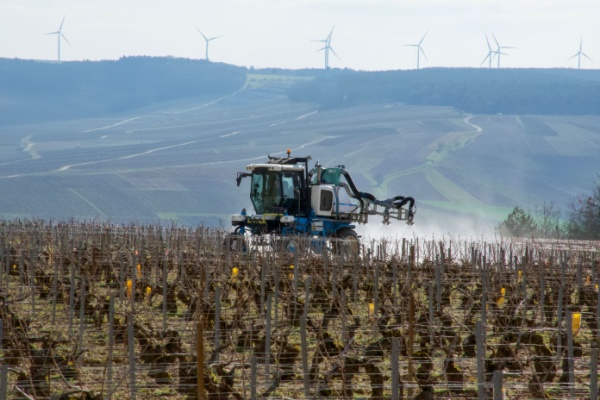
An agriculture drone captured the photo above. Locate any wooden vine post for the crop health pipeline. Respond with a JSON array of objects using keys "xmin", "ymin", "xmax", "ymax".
[
  {"xmin": 408, "ymin": 245, "xmax": 416, "ymax": 398},
  {"xmin": 197, "ymin": 267, "xmax": 206, "ymax": 400}
]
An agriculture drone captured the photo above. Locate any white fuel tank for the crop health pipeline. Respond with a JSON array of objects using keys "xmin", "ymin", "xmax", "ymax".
[{"xmin": 311, "ymin": 185, "xmax": 359, "ymax": 217}]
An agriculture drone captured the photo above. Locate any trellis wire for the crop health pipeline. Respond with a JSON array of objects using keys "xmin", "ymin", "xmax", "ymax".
[{"xmin": 0, "ymin": 220, "xmax": 599, "ymax": 399}]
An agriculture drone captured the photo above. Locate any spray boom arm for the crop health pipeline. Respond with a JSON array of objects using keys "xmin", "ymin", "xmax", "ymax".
[{"xmin": 337, "ymin": 170, "xmax": 415, "ymax": 225}]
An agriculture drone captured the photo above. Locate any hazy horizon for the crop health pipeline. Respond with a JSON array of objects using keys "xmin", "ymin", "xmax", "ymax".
[{"xmin": 2, "ymin": 1, "xmax": 600, "ymax": 71}]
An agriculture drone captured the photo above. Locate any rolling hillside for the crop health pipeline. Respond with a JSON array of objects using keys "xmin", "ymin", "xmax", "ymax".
[{"xmin": 0, "ymin": 58, "xmax": 599, "ymax": 234}]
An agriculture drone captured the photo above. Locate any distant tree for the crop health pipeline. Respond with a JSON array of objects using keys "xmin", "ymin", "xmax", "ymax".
[
  {"xmin": 566, "ymin": 176, "xmax": 600, "ymax": 240},
  {"xmin": 496, "ymin": 207, "xmax": 538, "ymax": 238},
  {"xmin": 534, "ymin": 201, "xmax": 563, "ymax": 238}
]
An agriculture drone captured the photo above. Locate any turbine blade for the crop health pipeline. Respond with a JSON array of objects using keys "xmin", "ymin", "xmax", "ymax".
[
  {"xmin": 582, "ymin": 52, "xmax": 593, "ymax": 61},
  {"xmin": 330, "ymin": 47, "xmax": 339, "ymax": 59},
  {"xmin": 209, "ymin": 35, "xmax": 222, "ymax": 41},
  {"xmin": 59, "ymin": 15, "xmax": 65, "ymax": 31},
  {"xmin": 61, "ymin": 33, "xmax": 71, "ymax": 47},
  {"xmin": 485, "ymin": 34, "xmax": 491, "ymax": 50},
  {"xmin": 492, "ymin": 33, "xmax": 500, "ymax": 48},
  {"xmin": 420, "ymin": 47, "xmax": 428, "ymax": 61},
  {"xmin": 197, "ymin": 30, "xmax": 208, "ymax": 41},
  {"xmin": 45, "ymin": 31, "xmax": 59, "ymax": 35},
  {"xmin": 419, "ymin": 31, "xmax": 428, "ymax": 45},
  {"xmin": 568, "ymin": 53, "xmax": 579, "ymax": 60},
  {"xmin": 480, "ymin": 54, "xmax": 490, "ymax": 67}
]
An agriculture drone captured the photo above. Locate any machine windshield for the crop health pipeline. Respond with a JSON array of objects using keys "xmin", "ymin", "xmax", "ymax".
[{"xmin": 250, "ymin": 171, "xmax": 301, "ymax": 214}]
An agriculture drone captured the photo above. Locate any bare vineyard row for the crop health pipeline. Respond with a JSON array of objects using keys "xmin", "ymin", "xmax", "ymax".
[{"xmin": 0, "ymin": 219, "xmax": 599, "ymax": 399}]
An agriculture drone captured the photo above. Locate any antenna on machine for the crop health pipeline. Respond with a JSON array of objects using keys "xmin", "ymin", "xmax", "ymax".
[
  {"xmin": 196, "ymin": 28, "xmax": 222, "ymax": 61},
  {"xmin": 45, "ymin": 16, "xmax": 71, "ymax": 63},
  {"xmin": 405, "ymin": 31, "xmax": 428, "ymax": 69}
]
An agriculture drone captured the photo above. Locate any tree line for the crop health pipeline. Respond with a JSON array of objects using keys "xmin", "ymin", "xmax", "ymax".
[
  {"xmin": 497, "ymin": 176, "xmax": 600, "ymax": 240},
  {"xmin": 0, "ymin": 56, "xmax": 247, "ymax": 124},
  {"xmin": 287, "ymin": 68, "xmax": 600, "ymax": 115}
]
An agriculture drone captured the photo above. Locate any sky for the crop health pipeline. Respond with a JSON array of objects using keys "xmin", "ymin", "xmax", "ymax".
[{"xmin": 2, "ymin": 0, "xmax": 599, "ymax": 71}]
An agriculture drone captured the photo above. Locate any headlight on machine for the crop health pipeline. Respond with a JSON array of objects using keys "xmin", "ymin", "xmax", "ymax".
[{"xmin": 231, "ymin": 214, "xmax": 246, "ymax": 225}]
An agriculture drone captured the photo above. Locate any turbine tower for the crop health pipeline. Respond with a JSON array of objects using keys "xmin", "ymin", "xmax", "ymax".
[
  {"xmin": 480, "ymin": 34, "xmax": 495, "ymax": 68},
  {"xmin": 196, "ymin": 28, "xmax": 222, "ymax": 61},
  {"xmin": 314, "ymin": 27, "xmax": 338, "ymax": 69},
  {"xmin": 569, "ymin": 36, "xmax": 592, "ymax": 69},
  {"xmin": 492, "ymin": 34, "xmax": 514, "ymax": 68},
  {"xmin": 45, "ymin": 16, "xmax": 70, "ymax": 63},
  {"xmin": 405, "ymin": 32, "xmax": 428, "ymax": 69}
]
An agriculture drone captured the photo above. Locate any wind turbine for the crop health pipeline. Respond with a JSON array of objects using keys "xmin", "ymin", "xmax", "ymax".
[
  {"xmin": 314, "ymin": 27, "xmax": 338, "ymax": 69},
  {"xmin": 405, "ymin": 32, "xmax": 428, "ymax": 69},
  {"xmin": 196, "ymin": 28, "xmax": 222, "ymax": 61},
  {"xmin": 492, "ymin": 34, "xmax": 514, "ymax": 68},
  {"xmin": 480, "ymin": 34, "xmax": 495, "ymax": 68},
  {"xmin": 45, "ymin": 16, "xmax": 70, "ymax": 63},
  {"xmin": 569, "ymin": 36, "xmax": 592, "ymax": 69}
]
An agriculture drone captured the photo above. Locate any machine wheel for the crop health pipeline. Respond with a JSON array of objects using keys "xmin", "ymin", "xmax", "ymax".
[
  {"xmin": 271, "ymin": 236, "xmax": 299, "ymax": 254},
  {"xmin": 332, "ymin": 228, "xmax": 360, "ymax": 258},
  {"xmin": 224, "ymin": 228, "xmax": 247, "ymax": 253}
]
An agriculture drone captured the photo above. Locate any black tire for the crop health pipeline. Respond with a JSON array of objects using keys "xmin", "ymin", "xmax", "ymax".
[
  {"xmin": 332, "ymin": 228, "xmax": 360, "ymax": 258},
  {"xmin": 271, "ymin": 236, "xmax": 299, "ymax": 254},
  {"xmin": 224, "ymin": 228, "xmax": 247, "ymax": 253}
]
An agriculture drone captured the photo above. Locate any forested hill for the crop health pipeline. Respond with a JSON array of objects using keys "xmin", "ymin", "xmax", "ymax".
[
  {"xmin": 286, "ymin": 68, "xmax": 600, "ymax": 115},
  {"xmin": 3, "ymin": 58, "xmax": 600, "ymax": 125},
  {"xmin": 0, "ymin": 57, "xmax": 248, "ymax": 125}
]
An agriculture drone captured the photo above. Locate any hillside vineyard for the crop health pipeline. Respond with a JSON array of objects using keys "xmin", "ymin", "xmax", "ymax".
[{"xmin": 1, "ymin": 220, "xmax": 599, "ymax": 399}]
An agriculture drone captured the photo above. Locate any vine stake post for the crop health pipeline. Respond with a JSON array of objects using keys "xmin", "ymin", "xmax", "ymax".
[
  {"xmin": 162, "ymin": 253, "xmax": 168, "ymax": 332},
  {"xmin": 391, "ymin": 337, "xmax": 400, "ymax": 400},
  {"xmin": 493, "ymin": 370, "xmax": 503, "ymax": 400},
  {"xmin": 476, "ymin": 320, "xmax": 486, "ymax": 400},
  {"xmin": 78, "ymin": 276, "xmax": 85, "ymax": 363},
  {"xmin": 435, "ymin": 255, "xmax": 441, "ymax": 312},
  {"xmin": 566, "ymin": 309, "xmax": 575, "ymax": 397},
  {"xmin": 250, "ymin": 355, "xmax": 257, "ymax": 400},
  {"xmin": 51, "ymin": 256, "xmax": 58, "ymax": 325},
  {"xmin": 265, "ymin": 294, "xmax": 272, "ymax": 377},
  {"xmin": 198, "ymin": 265, "xmax": 206, "ymax": 400},
  {"xmin": 274, "ymin": 268, "xmax": 279, "ymax": 327},
  {"xmin": 197, "ymin": 316, "xmax": 206, "ymax": 400},
  {"xmin": 301, "ymin": 314, "xmax": 310, "ymax": 398},
  {"xmin": 0, "ymin": 364, "xmax": 7, "ymax": 400},
  {"xmin": 557, "ymin": 286, "xmax": 564, "ymax": 355},
  {"xmin": 428, "ymin": 281, "xmax": 434, "ymax": 346},
  {"xmin": 596, "ymin": 287, "xmax": 600, "ymax": 339},
  {"xmin": 106, "ymin": 295, "xmax": 115, "ymax": 400},
  {"xmin": 591, "ymin": 347, "xmax": 598, "ymax": 400},
  {"xmin": 29, "ymin": 248, "xmax": 35, "ymax": 313},
  {"xmin": 301, "ymin": 277, "xmax": 311, "ymax": 398},
  {"xmin": 407, "ymin": 245, "xmax": 416, "ymax": 398},
  {"xmin": 540, "ymin": 270, "xmax": 546, "ymax": 324},
  {"xmin": 128, "ymin": 311, "xmax": 136, "ymax": 400},
  {"xmin": 214, "ymin": 286, "xmax": 221, "ymax": 363},
  {"xmin": 69, "ymin": 261, "xmax": 75, "ymax": 337}
]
